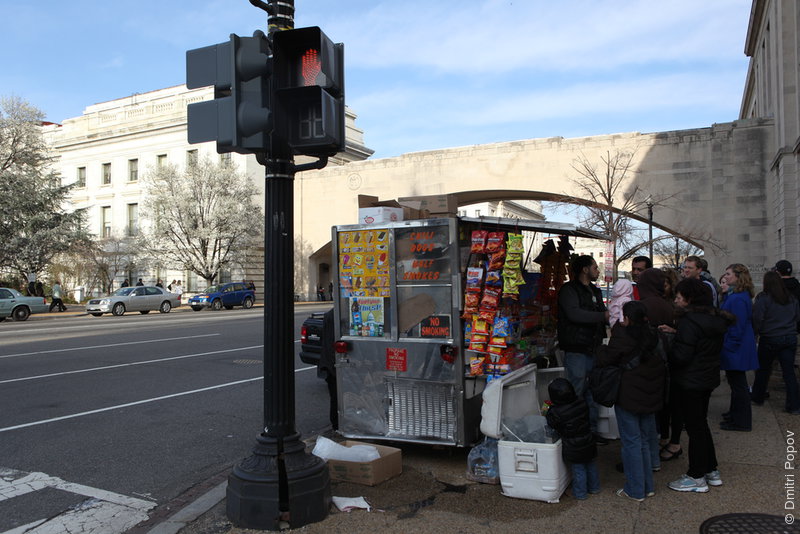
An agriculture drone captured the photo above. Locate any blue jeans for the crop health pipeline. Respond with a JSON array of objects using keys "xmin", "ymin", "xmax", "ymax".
[
  {"xmin": 752, "ymin": 335, "xmax": 799, "ymax": 412},
  {"xmin": 615, "ymin": 405, "xmax": 655, "ymax": 499},
  {"xmin": 564, "ymin": 352, "xmax": 599, "ymax": 433},
  {"xmin": 570, "ymin": 460, "xmax": 600, "ymax": 499}
]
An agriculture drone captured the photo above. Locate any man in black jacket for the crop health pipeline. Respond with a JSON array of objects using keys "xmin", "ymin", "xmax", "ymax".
[
  {"xmin": 557, "ymin": 255, "xmax": 610, "ymax": 444},
  {"xmin": 775, "ymin": 260, "xmax": 800, "ymax": 368}
]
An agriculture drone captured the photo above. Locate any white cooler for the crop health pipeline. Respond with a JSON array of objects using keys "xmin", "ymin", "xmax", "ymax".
[{"xmin": 480, "ymin": 364, "xmax": 570, "ymax": 503}]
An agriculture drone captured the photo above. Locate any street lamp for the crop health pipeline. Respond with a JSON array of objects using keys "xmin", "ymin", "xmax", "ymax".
[{"xmin": 646, "ymin": 196, "xmax": 654, "ymax": 260}]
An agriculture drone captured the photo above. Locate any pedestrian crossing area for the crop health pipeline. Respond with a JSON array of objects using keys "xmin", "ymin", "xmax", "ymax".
[{"xmin": 0, "ymin": 467, "xmax": 155, "ymax": 534}]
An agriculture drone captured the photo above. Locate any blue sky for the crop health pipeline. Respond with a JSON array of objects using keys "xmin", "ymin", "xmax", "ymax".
[{"xmin": 2, "ymin": 0, "xmax": 752, "ymax": 161}]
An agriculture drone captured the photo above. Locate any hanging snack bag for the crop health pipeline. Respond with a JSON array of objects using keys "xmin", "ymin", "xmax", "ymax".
[
  {"xmin": 480, "ymin": 288, "xmax": 501, "ymax": 310},
  {"xmin": 488, "ymin": 250, "xmax": 506, "ymax": 271},
  {"xmin": 504, "ymin": 252, "xmax": 522, "ymax": 271},
  {"xmin": 471, "ymin": 230, "xmax": 488, "ymax": 254},
  {"xmin": 469, "ymin": 356, "xmax": 485, "ymax": 376},
  {"xmin": 486, "ymin": 232, "xmax": 506, "ymax": 253},
  {"xmin": 466, "ymin": 267, "xmax": 484, "ymax": 292},
  {"xmin": 507, "ymin": 233, "xmax": 524, "ymax": 254},
  {"xmin": 492, "ymin": 316, "xmax": 512, "ymax": 337},
  {"xmin": 485, "ymin": 270, "xmax": 502, "ymax": 288}
]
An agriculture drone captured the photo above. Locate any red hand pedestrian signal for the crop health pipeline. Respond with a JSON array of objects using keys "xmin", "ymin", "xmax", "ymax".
[{"xmin": 301, "ymin": 48, "xmax": 321, "ymax": 86}]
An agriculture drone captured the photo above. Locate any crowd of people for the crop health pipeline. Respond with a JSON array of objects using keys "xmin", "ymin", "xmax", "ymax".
[{"xmin": 552, "ymin": 254, "xmax": 799, "ymax": 501}]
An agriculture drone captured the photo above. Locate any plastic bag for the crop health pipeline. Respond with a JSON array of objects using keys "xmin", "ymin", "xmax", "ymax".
[
  {"xmin": 466, "ymin": 437, "xmax": 499, "ymax": 484},
  {"xmin": 312, "ymin": 436, "xmax": 381, "ymax": 462}
]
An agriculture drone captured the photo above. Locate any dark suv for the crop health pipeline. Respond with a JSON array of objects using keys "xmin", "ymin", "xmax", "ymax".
[{"xmin": 188, "ymin": 282, "xmax": 255, "ymax": 311}]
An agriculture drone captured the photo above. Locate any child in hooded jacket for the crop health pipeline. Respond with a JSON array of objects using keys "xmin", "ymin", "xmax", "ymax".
[
  {"xmin": 608, "ymin": 279, "xmax": 634, "ymax": 328},
  {"xmin": 546, "ymin": 377, "xmax": 599, "ymax": 500}
]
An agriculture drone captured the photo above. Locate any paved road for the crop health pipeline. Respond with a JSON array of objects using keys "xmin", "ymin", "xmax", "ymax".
[{"xmin": 0, "ymin": 303, "xmax": 333, "ymax": 534}]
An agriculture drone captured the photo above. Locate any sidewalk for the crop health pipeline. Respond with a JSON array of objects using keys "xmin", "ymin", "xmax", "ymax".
[
  {"xmin": 34, "ymin": 300, "xmax": 326, "ymax": 319},
  {"xmin": 144, "ymin": 376, "xmax": 797, "ymax": 534}
]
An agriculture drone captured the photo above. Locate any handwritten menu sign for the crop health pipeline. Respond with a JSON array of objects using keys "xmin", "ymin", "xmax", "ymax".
[
  {"xmin": 394, "ymin": 225, "xmax": 451, "ymax": 282},
  {"xmin": 338, "ymin": 229, "xmax": 390, "ymax": 297}
]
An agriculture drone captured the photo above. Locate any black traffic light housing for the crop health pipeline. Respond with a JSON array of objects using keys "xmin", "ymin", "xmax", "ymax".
[
  {"xmin": 186, "ymin": 31, "xmax": 272, "ymax": 154},
  {"xmin": 273, "ymin": 27, "xmax": 345, "ymax": 157}
]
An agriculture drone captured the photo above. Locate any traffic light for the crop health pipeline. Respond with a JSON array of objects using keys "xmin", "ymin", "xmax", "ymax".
[
  {"xmin": 273, "ymin": 27, "xmax": 345, "ymax": 157},
  {"xmin": 186, "ymin": 31, "xmax": 272, "ymax": 154}
]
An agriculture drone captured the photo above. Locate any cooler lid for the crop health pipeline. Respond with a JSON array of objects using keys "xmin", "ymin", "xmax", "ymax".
[{"xmin": 479, "ymin": 364, "xmax": 539, "ymax": 439}]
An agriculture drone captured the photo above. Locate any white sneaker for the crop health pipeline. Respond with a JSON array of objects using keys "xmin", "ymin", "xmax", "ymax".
[
  {"xmin": 705, "ymin": 470, "xmax": 722, "ymax": 486},
  {"xmin": 668, "ymin": 474, "xmax": 709, "ymax": 493}
]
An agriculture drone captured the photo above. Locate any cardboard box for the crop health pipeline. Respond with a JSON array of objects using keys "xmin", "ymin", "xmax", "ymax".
[
  {"xmin": 358, "ymin": 195, "xmax": 420, "ymax": 222},
  {"xmin": 326, "ymin": 440, "xmax": 402, "ymax": 486},
  {"xmin": 398, "ymin": 194, "xmax": 458, "ymax": 217},
  {"xmin": 358, "ymin": 206, "xmax": 404, "ymax": 224}
]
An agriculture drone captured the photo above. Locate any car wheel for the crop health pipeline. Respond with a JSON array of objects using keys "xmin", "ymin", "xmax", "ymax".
[
  {"xmin": 90, "ymin": 313, "xmax": 103, "ymax": 317},
  {"xmin": 139, "ymin": 310, "xmax": 150, "ymax": 314},
  {"xmin": 191, "ymin": 306, "xmax": 203, "ymax": 312},
  {"xmin": 112, "ymin": 303, "xmax": 126, "ymax": 316},
  {"xmin": 211, "ymin": 299, "xmax": 222, "ymax": 311},
  {"xmin": 160, "ymin": 301, "xmax": 172, "ymax": 314},
  {"xmin": 242, "ymin": 297, "xmax": 254, "ymax": 309},
  {"xmin": 12, "ymin": 306, "xmax": 30, "ymax": 322}
]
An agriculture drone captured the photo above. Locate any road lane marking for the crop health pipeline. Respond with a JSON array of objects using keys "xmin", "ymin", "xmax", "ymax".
[
  {"xmin": 0, "ymin": 346, "xmax": 264, "ymax": 385},
  {"xmin": 0, "ymin": 366, "xmax": 316, "ymax": 434},
  {"xmin": 0, "ymin": 467, "xmax": 155, "ymax": 534},
  {"xmin": 0, "ymin": 334, "xmax": 221, "ymax": 359}
]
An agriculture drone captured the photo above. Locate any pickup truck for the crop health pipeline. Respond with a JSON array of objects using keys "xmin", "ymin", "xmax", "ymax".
[{"xmin": 299, "ymin": 309, "xmax": 333, "ymax": 378}]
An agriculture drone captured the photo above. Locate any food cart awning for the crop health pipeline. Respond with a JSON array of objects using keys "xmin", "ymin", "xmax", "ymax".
[{"xmin": 459, "ymin": 216, "xmax": 611, "ymax": 241}]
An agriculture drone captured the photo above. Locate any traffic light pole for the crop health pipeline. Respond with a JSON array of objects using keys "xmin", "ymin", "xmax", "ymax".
[{"xmin": 226, "ymin": 1, "xmax": 331, "ymax": 530}]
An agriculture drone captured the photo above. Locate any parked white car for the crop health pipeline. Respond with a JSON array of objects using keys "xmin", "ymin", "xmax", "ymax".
[{"xmin": 86, "ymin": 286, "xmax": 181, "ymax": 316}]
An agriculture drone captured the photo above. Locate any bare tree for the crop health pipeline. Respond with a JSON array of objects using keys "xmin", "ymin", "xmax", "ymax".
[
  {"xmin": 566, "ymin": 150, "xmax": 654, "ymax": 279},
  {"xmin": 561, "ymin": 149, "xmax": 725, "ymax": 277},
  {"xmin": 138, "ymin": 157, "xmax": 262, "ymax": 285}
]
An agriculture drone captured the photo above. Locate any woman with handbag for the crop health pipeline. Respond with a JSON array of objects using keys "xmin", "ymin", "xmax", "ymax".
[
  {"xmin": 597, "ymin": 300, "xmax": 665, "ymax": 501},
  {"xmin": 659, "ymin": 278, "xmax": 733, "ymax": 493}
]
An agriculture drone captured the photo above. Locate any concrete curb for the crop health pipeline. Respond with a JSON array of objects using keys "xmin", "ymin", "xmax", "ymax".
[{"xmin": 145, "ymin": 482, "xmax": 227, "ymax": 534}]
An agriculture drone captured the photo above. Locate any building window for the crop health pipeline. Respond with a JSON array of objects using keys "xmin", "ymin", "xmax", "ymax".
[
  {"xmin": 77, "ymin": 167, "xmax": 86, "ymax": 188},
  {"xmin": 128, "ymin": 159, "xmax": 138, "ymax": 182},
  {"xmin": 157, "ymin": 154, "xmax": 168, "ymax": 168},
  {"xmin": 102, "ymin": 163, "xmax": 111, "ymax": 185},
  {"xmin": 186, "ymin": 150, "xmax": 198, "ymax": 167},
  {"xmin": 102, "ymin": 206, "xmax": 112, "ymax": 237},
  {"xmin": 127, "ymin": 203, "xmax": 139, "ymax": 237}
]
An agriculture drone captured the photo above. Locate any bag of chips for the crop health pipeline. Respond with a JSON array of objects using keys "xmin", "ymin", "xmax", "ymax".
[
  {"xmin": 486, "ymin": 232, "xmax": 506, "ymax": 253},
  {"xmin": 470, "ymin": 230, "xmax": 488, "ymax": 254},
  {"xmin": 507, "ymin": 233, "xmax": 524, "ymax": 253}
]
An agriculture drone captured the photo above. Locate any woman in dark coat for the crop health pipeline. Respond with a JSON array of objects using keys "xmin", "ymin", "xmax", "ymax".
[
  {"xmin": 598, "ymin": 300, "xmax": 665, "ymax": 501},
  {"xmin": 637, "ymin": 268, "xmax": 678, "ymax": 464},
  {"xmin": 660, "ymin": 278, "xmax": 733, "ymax": 493}
]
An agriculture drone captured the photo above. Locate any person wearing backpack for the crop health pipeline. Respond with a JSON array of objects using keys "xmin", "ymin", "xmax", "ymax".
[{"xmin": 597, "ymin": 300, "xmax": 665, "ymax": 501}]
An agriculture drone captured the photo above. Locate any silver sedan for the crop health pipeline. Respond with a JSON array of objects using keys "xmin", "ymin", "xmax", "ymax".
[{"xmin": 86, "ymin": 286, "xmax": 181, "ymax": 316}]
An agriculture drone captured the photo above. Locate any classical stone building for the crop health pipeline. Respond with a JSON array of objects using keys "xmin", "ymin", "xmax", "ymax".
[
  {"xmin": 46, "ymin": 0, "xmax": 796, "ymax": 298},
  {"xmin": 43, "ymin": 85, "xmax": 372, "ymax": 296}
]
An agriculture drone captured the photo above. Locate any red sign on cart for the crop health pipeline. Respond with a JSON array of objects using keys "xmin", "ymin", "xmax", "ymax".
[{"xmin": 386, "ymin": 348, "xmax": 408, "ymax": 372}]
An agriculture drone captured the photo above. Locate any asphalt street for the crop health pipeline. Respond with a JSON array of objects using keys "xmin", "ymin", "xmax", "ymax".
[{"xmin": 0, "ymin": 303, "xmax": 333, "ymax": 534}]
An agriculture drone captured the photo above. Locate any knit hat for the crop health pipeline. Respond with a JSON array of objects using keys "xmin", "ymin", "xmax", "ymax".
[{"xmin": 775, "ymin": 260, "xmax": 793, "ymax": 276}]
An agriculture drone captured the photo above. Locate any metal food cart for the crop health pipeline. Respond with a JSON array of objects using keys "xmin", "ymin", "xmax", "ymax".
[{"xmin": 331, "ymin": 215, "xmax": 608, "ymax": 447}]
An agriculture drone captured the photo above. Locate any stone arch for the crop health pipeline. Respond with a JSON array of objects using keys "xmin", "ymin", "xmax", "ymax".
[{"xmin": 295, "ymin": 118, "xmax": 774, "ymax": 290}]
